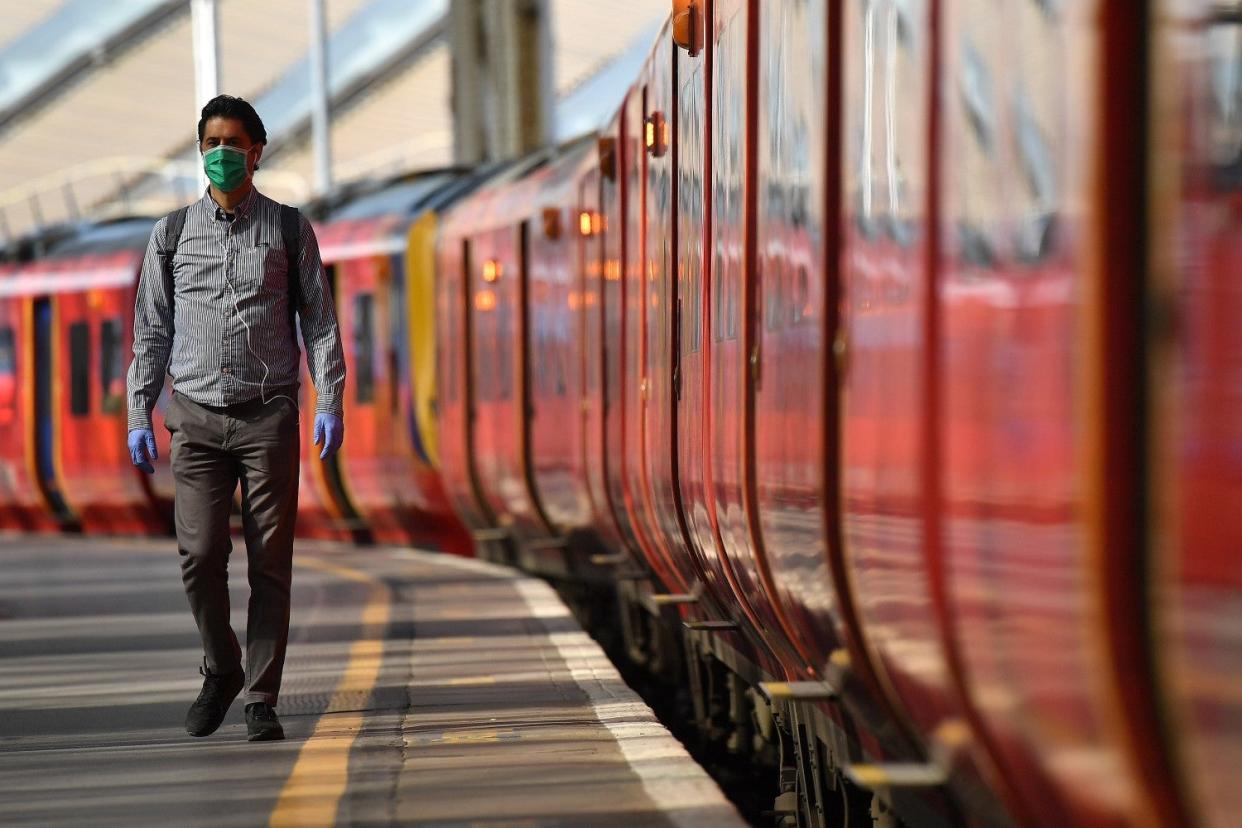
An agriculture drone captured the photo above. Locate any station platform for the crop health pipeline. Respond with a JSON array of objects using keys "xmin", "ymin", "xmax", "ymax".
[{"xmin": 0, "ymin": 536, "xmax": 744, "ymax": 827}]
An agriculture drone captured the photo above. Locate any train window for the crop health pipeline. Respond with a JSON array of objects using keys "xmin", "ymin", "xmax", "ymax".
[
  {"xmin": 726, "ymin": 260, "xmax": 739, "ymax": 340},
  {"xmin": 1209, "ymin": 16, "xmax": 1242, "ymax": 188},
  {"xmin": 794, "ymin": 265, "xmax": 811, "ymax": 326},
  {"xmin": 712, "ymin": 255, "xmax": 740, "ymax": 342},
  {"xmin": 713, "ymin": 253, "xmax": 725, "ymax": 342},
  {"xmin": 498, "ymin": 299, "xmax": 513, "ymax": 401},
  {"xmin": 0, "ymin": 327, "xmax": 13, "ymax": 376},
  {"xmin": 354, "ymin": 294, "xmax": 375, "ymax": 404},
  {"xmin": 556, "ymin": 333, "xmax": 568, "ymax": 398},
  {"xmin": 0, "ymin": 326, "xmax": 13, "ymax": 419},
  {"xmin": 99, "ymin": 318, "xmax": 124, "ymax": 414},
  {"xmin": 69, "ymin": 321, "xmax": 90, "ymax": 417},
  {"xmin": 764, "ymin": 256, "xmax": 783, "ymax": 333},
  {"xmin": 680, "ymin": 266, "xmax": 700, "ymax": 356}
]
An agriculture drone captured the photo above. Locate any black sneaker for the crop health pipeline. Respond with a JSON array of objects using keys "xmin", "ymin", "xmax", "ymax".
[
  {"xmin": 185, "ymin": 661, "xmax": 244, "ymax": 737},
  {"xmin": 245, "ymin": 702, "xmax": 285, "ymax": 742}
]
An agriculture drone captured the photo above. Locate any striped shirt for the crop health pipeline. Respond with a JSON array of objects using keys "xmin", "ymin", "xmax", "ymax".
[{"xmin": 126, "ymin": 187, "xmax": 345, "ymax": 431}]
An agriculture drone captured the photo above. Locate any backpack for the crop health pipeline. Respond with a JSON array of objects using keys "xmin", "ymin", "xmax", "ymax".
[{"xmin": 159, "ymin": 202, "xmax": 303, "ymax": 338}]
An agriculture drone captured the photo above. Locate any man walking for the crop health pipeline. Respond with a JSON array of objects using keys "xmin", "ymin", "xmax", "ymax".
[{"xmin": 126, "ymin": 95, "xmax": 345, "ymax": 742}]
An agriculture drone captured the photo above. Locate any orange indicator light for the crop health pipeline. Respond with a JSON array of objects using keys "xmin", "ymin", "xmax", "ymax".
[
  {"xmin": 474, "ymin": 289, "xmax": 497, "ymax": 311},
  {"xmin": 645, "ymin": 112, "xmax": 668, "ymax": 157},
  {"xmin": 482, "ymin": 259, "xmax": 501, "ymax": 282}
]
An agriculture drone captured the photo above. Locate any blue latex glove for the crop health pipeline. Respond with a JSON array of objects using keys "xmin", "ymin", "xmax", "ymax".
[
  {"xmin": 128, "ymin": 428, "xmax": 157, "ymax": 474},
  {"xmin": 313, "ymin": 413, "xmax": 344, "ymax": 460}
]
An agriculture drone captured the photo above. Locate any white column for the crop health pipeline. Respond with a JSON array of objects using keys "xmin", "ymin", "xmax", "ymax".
[
  {"xmin": 309, "ymin": 0, "xmax": 333, "ymax": 196},
  {"xmin": 191, "ymin": 0, "xmax": 220, "ymax": 192}
]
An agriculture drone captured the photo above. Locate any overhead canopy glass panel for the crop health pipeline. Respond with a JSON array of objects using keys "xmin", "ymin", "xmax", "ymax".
[
  {"xmin": 0, "ymin": 0, "xmax": 180, "ymax": 126},
  {"xmin": 254, "ymin": 0, "xmax": 448, "ymax": 150}
]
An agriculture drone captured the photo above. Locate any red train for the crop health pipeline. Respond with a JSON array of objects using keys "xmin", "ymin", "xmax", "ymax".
[
  {"xmin": 3, "ymin": 1, "xmax": 1240, "ymax": 826},
  {"xmin": 435, "ymin": 1, "xmax": 1242, "ymax": 826},
  {"xmin": 0, "ymin": 172, "xmax": 481, "ymax": 552}
]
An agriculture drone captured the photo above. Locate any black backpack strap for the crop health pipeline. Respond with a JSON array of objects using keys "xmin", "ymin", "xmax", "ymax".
[
  {"xmin": 160, "ymin": 206, "xmax": 189, "ymax": 302},
  {"xmin": 280, "ymin": 204, "xmax": 303, "ymax": 338}
]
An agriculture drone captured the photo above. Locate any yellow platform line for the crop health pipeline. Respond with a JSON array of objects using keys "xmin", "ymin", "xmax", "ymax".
[{"xmin": 269, "ymin": 556, "xmax": 391, "ymax": 828}]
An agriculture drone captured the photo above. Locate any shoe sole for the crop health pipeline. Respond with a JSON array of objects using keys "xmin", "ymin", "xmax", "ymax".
[
  {"xmin": 188, "ymin": 724, "xmax": 222, "ymax": 738},
  {"xmin": 247, "ymin": 729, "xmax": 285, "ymax": 742}
]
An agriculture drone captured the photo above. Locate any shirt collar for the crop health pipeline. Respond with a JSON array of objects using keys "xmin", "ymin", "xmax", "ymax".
[{"xmin": 199, "ymin": 185, "xmax": 260, "ymax": 222}]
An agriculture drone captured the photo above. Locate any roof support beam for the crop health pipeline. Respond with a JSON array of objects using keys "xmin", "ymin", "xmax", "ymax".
[{"xmin": 450, "ymin": 0, "xmax": 553, "ymax": 164}]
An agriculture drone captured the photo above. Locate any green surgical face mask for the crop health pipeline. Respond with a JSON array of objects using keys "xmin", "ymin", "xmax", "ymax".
[{"xmin": 202, "ymin": 145, "xmax": 250, "ymax": 192}]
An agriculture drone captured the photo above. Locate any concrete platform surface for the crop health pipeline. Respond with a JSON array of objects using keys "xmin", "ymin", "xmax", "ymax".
[{"xmin": 0, "ymin": 536, "xmax": 745, "ymax": 827}]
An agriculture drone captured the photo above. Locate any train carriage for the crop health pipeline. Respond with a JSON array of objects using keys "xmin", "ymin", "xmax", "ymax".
[
  {"xmin": 2, "ymin": 221, "xmax": 172, "ymax": 536},
  {"xmin": 306, "ymin": 171, "xmax": 473, "ymax": 552}
]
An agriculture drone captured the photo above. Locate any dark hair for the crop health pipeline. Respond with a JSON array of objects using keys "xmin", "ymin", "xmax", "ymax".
[{"xmin": 197, "ymin": 94, "xmax": 268, "ymax": 145}]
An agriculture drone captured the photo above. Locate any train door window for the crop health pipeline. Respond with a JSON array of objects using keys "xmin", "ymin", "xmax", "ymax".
[
  {"xmin": 764, "ymin": 256, "xmax": 784, "ymax": 333},
  {"xmin": 794, "ymin": 264, "xmax": 811, "ymax": 325},
  {"xmin": 99, "ymin": 318, "xmax": 124, "ymax": 414},
  {"xmin": 0, "ymin": 327, "xmax": 13, "ymax": 375},
  {"xmin": 0, "ymin": 326, "xmax": 14, "ymax": 420},
  {"xmin": 354, "ymin": 294, "xmax": 375, "ymax": 404},
  {"xmin": 713, "ymin": 254, "xmax": 731, "ymax": 342},
  {"xmin": 497, "ymin": 257, "xmax": 514, "ymax": 401},
  {"xmin": 725, "ymin": 259, "xmax": 739, "ymax": 340},
  {"xmin": 69, "ymin": 321, "xmax": 90, "ymax": 417}
]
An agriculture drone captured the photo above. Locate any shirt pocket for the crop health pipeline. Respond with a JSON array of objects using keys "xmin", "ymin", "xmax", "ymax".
[{"xmin": 260, "ymin": 244, "xmax": 288, "ymax": 295}]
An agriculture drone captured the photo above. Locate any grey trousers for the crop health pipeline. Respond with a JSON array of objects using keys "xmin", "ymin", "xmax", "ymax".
[{"xmin": 165, "ymin": 390, "xmax": 300, "ymax": 706}]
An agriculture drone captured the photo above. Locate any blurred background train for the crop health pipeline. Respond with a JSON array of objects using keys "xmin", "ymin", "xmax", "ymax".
[{"xmin": 2, "ymin": 1, "xmax": 1241, "ymax": 826}]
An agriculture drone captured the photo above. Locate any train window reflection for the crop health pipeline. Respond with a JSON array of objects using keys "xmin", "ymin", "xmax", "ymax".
[
  {"xmin": 69, "ymin": 321, "xmax": 90, "ymax": 417},
  {"xmin": 1209, "ymin": 15, "xmax": 1242, "ymax": 186},
  {"xmin": 99, "ymin": 318, "xmax": 123, "ymax": 415},
  {"xmin": 958, "ymin": 222, "xmax": 998, "ymax": 269},
  {"xmin": 1014, "ymin": 87, "xmax": 1056, "ymax": 208},
  {"xmin": 0, "ymin": 327, "xmax": 14, "ymax": 422},
  {"xmin": 960, "ymin": 40, "xmax": 997, "ymax": 157},
  {"xmin": 795, "ymin": 265, "xmax": 811, "ymax": 325},
  {"xmin": 354, "ymin": 294, "xmax": 375, "ymax": 404},
  {"xmin": 764, "ymin": 257, "xmax": 783, "ymax": 333},
  {"xmin": 0, "ymin": 327, "xmax": 13, "ymax": 376}
]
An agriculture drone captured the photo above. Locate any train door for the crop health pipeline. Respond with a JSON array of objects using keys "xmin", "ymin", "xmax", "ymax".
[
  {"xmin": 298, "ymin": 259, "xmax": 363, "ymax": 541},
  {"xmin": 0, "ymin": 282, "xmax": 51, "ymax": 531},
  {"xmin": 623, "ymin": 85, "xmax": 679, "ymax": 588},
  {"xmin": 1150, "ymin": 2, "xmax": 1242, "ymax": 826},
  {"xmin": 515, "ymin": 218, "xmax": 557, "ymax": 540},
  {"xmin": 603, "ymin": 105, "xmax": 643, "ymax": 558},
  {"xmin": 584, "ymin": 145, "xmax": 628, "ymax": 548},
  {"xmin": 468, "ymin": 215, "xmax": 551, "ymax": 544},
  {"xmin": 934, "ymin": 1, "xmax": 1133, "ymax": 822},
  {"xmin": 706, "ymin": 0, "xmax": 808, "ymax": 672},
  {"xmin": 525, "ymin": 166, "xmax": 593, "ymax": 535},
  {"xmin": 674, "ymin": 0, "xmax": 725, "ymax": 609},
  {"xmin": 437, "ymin": 230, "xmax": 497, "ymax": 539},
  {"xmin": 839, "ymin": 0, "xmax": 970, "ymax": 795},
  {"xmin": 0, "ymin": 310, "xmax": 16, "ymax": 527},
  {"xmin": 645, "ymin": 30, "xmax": 698, "ymax": 595},
  {"xmin": 751, "ymin": 0, "xmax": 847, "ymax": 672},
  {"xmin": 32, "ymin": 296, "xmax": 75, "ymax": 528},
  {"xmin": 334, "ymin": 242, "xmax": 408, "ymax": 543}
]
